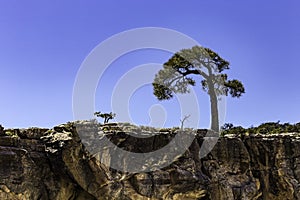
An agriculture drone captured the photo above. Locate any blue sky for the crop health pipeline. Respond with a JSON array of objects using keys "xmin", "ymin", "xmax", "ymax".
[{"xmin": 0, "ymin": 0, "xmax": 299, "ymax": 128}]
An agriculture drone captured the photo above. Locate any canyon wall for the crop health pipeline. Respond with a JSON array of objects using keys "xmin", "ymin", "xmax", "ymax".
[{"xmin": 1, "ymin": 121, "xmax": 300, "ymax": 200}]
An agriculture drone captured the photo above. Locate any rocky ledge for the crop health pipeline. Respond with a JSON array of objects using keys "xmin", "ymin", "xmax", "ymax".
[{"xmin": 1, "ymin": 121, "xmax": 300, "ymax": 200}]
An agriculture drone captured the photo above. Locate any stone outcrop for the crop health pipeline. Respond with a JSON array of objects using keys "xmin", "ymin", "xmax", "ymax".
[{"xmin": 1, "ymin": 121, "xmax": 300, "ymax": 199}]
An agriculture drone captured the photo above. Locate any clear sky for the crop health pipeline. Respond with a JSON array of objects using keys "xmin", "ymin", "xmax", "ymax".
[{"xmin": 0, "ymin": 0, "xmax": 299, "ymax": 128}]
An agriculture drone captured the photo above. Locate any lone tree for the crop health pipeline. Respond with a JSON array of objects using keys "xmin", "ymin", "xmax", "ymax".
[
  {"xmin": 94, "ymin": 112, "xmax": 116, "ymax": 124},
  {"xmin": 153, "ymin": 46, "xmax": 245, "ymax": 131}
]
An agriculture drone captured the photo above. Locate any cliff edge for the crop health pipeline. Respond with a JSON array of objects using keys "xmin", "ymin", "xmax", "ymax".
[{"xmin": 1, "ymin": 121, "xmax": 300, "ymax": 200}]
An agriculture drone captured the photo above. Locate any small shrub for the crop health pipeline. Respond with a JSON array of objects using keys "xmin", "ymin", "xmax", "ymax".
[{"xmin": 94, "ymin": 111, "xmax": 116, "ymax": 123}]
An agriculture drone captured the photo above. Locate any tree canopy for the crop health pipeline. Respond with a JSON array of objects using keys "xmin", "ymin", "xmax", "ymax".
[{"xmin": 153, "ymin": 46, "xmax": 245, "ymax": 131}]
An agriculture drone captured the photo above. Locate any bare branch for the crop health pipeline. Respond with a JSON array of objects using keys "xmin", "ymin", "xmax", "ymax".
[{"xmin": 180, "ymin": 114, "xmax": 191, "ymax": 130}]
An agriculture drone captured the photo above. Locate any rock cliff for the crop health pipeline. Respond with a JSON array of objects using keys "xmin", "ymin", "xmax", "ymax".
[{"xmin": 1, "ymin": 121, "xmax": 300, "ymax": 200}]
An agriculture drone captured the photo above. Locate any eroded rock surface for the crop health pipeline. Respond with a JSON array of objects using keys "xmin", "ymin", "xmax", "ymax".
[{"xmin": 0, "ymin": 121, "xmax": 300, "ymax": 199}]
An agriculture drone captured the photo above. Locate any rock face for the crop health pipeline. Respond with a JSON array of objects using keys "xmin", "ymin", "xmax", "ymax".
[{"xmin": 1, "ymin": 122, "xmax": 300, "ymax": 199}]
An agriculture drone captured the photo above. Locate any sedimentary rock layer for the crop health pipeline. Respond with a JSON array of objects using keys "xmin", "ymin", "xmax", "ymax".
[{"xmin": 1, "ymin": 122, "xmax": 300, "ymax": 199}]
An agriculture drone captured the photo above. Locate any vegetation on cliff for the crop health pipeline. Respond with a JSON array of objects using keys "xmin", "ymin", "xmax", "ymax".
[{"xmin": 221, "ymin": 121, "xmax": 300, "ymax": 136}]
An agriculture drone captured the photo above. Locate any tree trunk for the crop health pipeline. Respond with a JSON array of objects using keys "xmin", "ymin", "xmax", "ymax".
[
  {"xmin": 208, "ymin": 81, "xmax": 219, "ymax": 132},
  {"xmin": 210, "ymin": 92, "xmax": 219, "ymax": 132}
]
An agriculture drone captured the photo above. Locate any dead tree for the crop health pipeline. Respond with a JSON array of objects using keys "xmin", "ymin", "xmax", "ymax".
[{"xmin": 180, "ymin": 114, "xmax": 191, "ymax": 130}]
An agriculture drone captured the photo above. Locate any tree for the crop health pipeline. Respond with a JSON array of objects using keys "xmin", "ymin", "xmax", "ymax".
[
  {"xmin": 152, "ymin": 46, "xmax": 245, "ymax": 132},
  {"xmin": 180, "ymin": 114, "xmax": 191, "ymax": 130},
  {"xmin": 94, "ymin": 112, "xmax": 116, "ymax": 124}
]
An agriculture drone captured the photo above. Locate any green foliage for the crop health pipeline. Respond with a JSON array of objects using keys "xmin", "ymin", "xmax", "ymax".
[
  {"xmin": 221, "ymin": 123, "xmax": 234, "ymax": 130},
  {"xmin": 152, "ymin": 45, "xmax": 245, "ymax": 131},
  {"xmin": 152, "ymin": 45, "xmax": 245, "ymax": 100},
  {"xmin": 221, "ymin": 121, "xmax": 300, "ymax": 136},
  {"xmin": 94, "ymin": 111, "xmax": 116, "ymax": 123},
  {"xmin": 4, "ymin": 129, "xmax": 19, "ymax": 137},
  {"xmin": 221, "ymin": 124, "xmax": 246, "ymax": 136},
  {"xmin": 224, "ymin": 79, "xmax": 245, "ymax": 97},
  {"xmin": 153, "ymin": 83, "xmax": 173, "ymax": 100}
]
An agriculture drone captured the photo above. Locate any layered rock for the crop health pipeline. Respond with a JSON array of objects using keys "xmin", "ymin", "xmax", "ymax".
[{"xmin": 0, "ymin": 121, "xmax": 300, "ymax": 199}]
